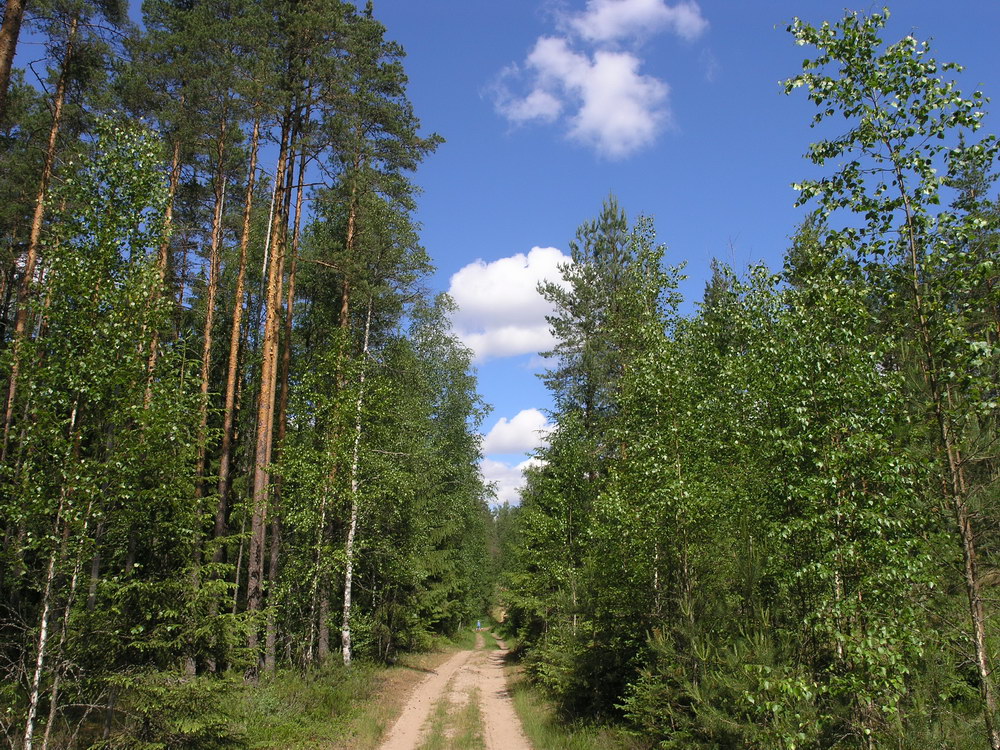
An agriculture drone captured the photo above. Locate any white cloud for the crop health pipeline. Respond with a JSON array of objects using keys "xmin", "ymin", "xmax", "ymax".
[
  {"xmin": 482, "ymin": 408, "xmax": 553, "ymax": 454},
  {"xmin": 481, "ymin": 456, "xmax": 545, "ymax": 506},
  {"xmin": 499, "ymin": 37, "xmax": 668, "ymax": 159},
  {"xmin": 448, "ymin": 246, "xmax": 570, "ymax": 362},
  {"xmin": 501, "ymin": 81, "xmax": 564, "ymax": 123},
  {"xmin": 493, "ymin": 1, "xmax": 708, "ymax": 158},
  {"xmin": 567, "ymin": 0, "xmax": 708, "ymax": 43},
  {"xmin": 570, "ymin": 47, "xmax": 670, "ymax": 157},
  {"xmin": 460, "ymin": 326, "xmax": 556, "ymax": 362},
  {"xmin": 524, "ymin": 354, "xmax": 548, "ymax": 371}
]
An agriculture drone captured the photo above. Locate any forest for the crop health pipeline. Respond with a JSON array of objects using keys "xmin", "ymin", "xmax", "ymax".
[
  {"xmin": 0, "ymin": 1, "xmax": 998, "ymax": 749},
  {"xmin": 0, "ymin": 0, "xmax": 494, "ymax": 746}
]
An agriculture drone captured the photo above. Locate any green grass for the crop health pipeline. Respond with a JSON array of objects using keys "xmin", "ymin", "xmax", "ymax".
[
  {"xmin": 173, "ymin": 624, "xmax": 491, "ymax": 749},
  {"xmin": 417, "ymin": 685, "xmax": 485, "ymax": 750},
  {"xmin": 226, "ymin": 662, "xmax": 382, "ymax": 748},
  {"xmin": 447, "ymin": 622, "xmax": 481, "ymax": 650},
  {"xmin": 507, "ymin": 671, "xmax": 642, "ymax": 750}
]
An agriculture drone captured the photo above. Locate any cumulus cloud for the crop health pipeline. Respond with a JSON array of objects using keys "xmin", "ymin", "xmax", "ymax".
[
  {"xmin": 498, "ymin": 37, "xmax": 668, "ymax": 158},
  {"xmin": 448, "ymin": 246, "xmax": 570, "ymax": 362},
  {"xmin": 494, "ymin": 0, "xmax": 708, "ymax": 158},
  {"xmin": 567, "ymin": 0, "xmax": 708, "ymax": 43},
  {"xmin": 501, "ymin": 81, "xmax": 564, "ymax": 123},
  {"xmin": 481, "ymin": 457, "xmax": 544, "ymax": 506},
  {"xmin": 482, "ymin": 408, "xmax": 553, "ymax": 455}
]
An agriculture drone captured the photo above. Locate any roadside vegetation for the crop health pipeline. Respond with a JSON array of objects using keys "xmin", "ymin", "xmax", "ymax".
[{"xmin": 496, "ymin": 8, "xmax": 1000, "ymax": 750}]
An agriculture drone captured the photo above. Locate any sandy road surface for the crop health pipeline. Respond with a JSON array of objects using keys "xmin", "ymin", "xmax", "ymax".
[{"xmin": 377, "ymin": 631, "xmax": 531, "ymax": 750}]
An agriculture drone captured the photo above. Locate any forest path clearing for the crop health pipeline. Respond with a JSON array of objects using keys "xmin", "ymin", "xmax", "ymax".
[{"xmin": 377, "ymin": 630, "xmax": 530, "ymax": 750}]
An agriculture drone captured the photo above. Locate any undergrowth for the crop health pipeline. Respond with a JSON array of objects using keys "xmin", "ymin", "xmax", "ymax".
[{"xmin": 226, "ymin": 662, "xmax": 381, "ymax": 748}]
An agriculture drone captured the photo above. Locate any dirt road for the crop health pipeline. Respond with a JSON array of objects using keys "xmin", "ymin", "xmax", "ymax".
[{"xmin": 377, "ymin": 630, "xmax": 531, "ymax": 750}]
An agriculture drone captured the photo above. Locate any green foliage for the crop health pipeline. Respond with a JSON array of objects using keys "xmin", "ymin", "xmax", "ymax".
[
  {"xmin": 225, "ymin": 663, "xmax": 383, "ymax": 748},
  {"xmin": 96, "ymin": 672, "xmax": 243, "ymax": 750},
  {"xmin": 508, "ymin": 669, "xmax": 639, "ymax": 750},
  {"xmin": 1, "ymin": 1, "xmax": 490, "ymax": 746},
  {"xmin": 505, "ymin": 13, "xmax": 1000, "ymax": 741},
  {"xmin": 621, "ymin": 630, "xmax": 821, "ymax": 750},
  {"xmin": 0, "ymin": 116, "xmax": 210, "ymax": 745},
  {"xmin": 5, "ymin": 3, "xmax": 1000, "ymax": 749}
]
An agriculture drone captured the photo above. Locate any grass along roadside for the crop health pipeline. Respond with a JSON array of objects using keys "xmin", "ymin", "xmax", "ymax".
[
  {"xmin": 226, "ymin": 627, "xmax": 479, "ymax": 749},
  {"xmin": 507, "ymin": 671, "xmax": 641, "ymax": 750},
  {"xmin": 498, "ymin": 635, "xmax": 640, "ymax": 750},
  {"xmin": 226, "ymin": 662, "xmax": 381, "ymax": 748}
]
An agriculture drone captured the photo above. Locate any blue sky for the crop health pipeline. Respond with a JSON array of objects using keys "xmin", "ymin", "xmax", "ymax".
[{"xmin": 368, "ymin": 0, "xmax": 1000, "ymax": 505}]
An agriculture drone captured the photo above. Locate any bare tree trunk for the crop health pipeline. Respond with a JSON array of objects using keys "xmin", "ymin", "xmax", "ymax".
[
  {"xmin": 42, "ymin": 517, "xmax": 88, "ymax": 749},
  {"xmin": 215, "ymin": 117, "xmax": 259, "ymax": 551},
  {"xmin": 175, "ymin": 235, "xmax": 188, "ymax": 321},
  {"xmin": 24, "ymin": 546, "xmax": 58, "ymax": 750},
  {"xmin": 2, "ymin": 17, "xmax": 76, "ymax": 459},
  {"xmin": 194, "ymin": 121, "xmax": 228, "ymax": 495},
  {"xmin": 342, "ymin": 299, "xmax": 373, "ymax": 667},
  {"xmin": 203, "ymin": 119, "xmax": 259, "ymax": 674},
  {"xmin": 232, "ymin": 516, "xmax": 246, "ymax": 616},
  {"xmin": 262, "ymin": 137, "xmax": 299, "ymax": 672},
  {"xmin": 338, "ymin": 200, "xmax": 357, "ymax": 331},
  {"xmin": 0, "ymin": 0, "xmax": 26, "ymax": 122},
  {"xmin": 275, "ymin": 127, "xmax": 307, "ymax": 481},
  {"xmin": 24, "ymin": 400, "xmax": 79, "ymax": 750},
  {"xmin": 263, "ymin": 515, "xmax": 281, "ymax": 672},
  {"xmin": 0, "ymin": 253, "xmax": 16, "ymax": 347},
  {"xmin": 317, "ymin": 590, "xmax": 330, "ymax": 662},
  {"xmin": 245, "ymin": 113, "xmax": 291, "ymax": 673},
  {"xmin": 946, "ymin": 414, "xmax": 996, "ymax": 747},
  {"xmin": 264, "ymin": 123, "xmax": 308, "ymax": 672},
  {"xmin": 178, "ymin": 124, "xmax": 227, "ymax": 677}
]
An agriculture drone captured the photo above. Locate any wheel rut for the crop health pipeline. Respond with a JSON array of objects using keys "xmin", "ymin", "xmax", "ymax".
[{"xmin": 377, "ymin": 629, "xmax": 530, "ymax": 750}]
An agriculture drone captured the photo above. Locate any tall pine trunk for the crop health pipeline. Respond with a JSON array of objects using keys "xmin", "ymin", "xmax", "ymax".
[
  {"xmin": 263, "ymin": 127, "xmax": 304, "ymax": 672},
  {"xmin": 182, "ymin": 121, "xmax": 227, "ymax": 676},
  {"xmin": 194, "ymin": 120, "xmax": 228, "ymax": 496},
  {"xmin": 2, "ymin": 16, "xmax": 76, "ymax": 458},
  {"xmin": 245, "ymin": 112, "xmax": 291, "ymax": 673},
  {"xmin": 0, "ymin": 0, "xmax": 26, "ymax": 122},
  {"xmin": 215, "ymin": 117, "xmax": 259, "ymax": 549}
]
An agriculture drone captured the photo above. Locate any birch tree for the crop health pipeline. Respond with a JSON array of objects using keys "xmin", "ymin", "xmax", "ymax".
[{"xmin": 786, "ymin": 11, "xmax": 1000, "ymax": 745}]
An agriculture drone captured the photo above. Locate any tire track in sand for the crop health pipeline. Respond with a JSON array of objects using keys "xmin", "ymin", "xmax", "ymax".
[
  {"xmin": 480, "ymin": 634, "xmax": 530, "ymax": 750},
  {"xmin": 377, "ymin": 630, "xmax": 530, "ymax": 750}
]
